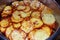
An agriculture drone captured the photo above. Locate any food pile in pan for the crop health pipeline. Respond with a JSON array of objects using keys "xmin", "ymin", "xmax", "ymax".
[{"xmin": 0, "ymin": 0, "xmax": 57, "ymax": 40}]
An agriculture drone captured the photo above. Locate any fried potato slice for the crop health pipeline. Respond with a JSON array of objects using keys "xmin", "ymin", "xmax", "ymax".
[
  {"xmin": 30, "ymin": 0, "xmax": 40, "ymax": 9},
  {"xmin": 11, "ymin": 11, "xmax": 23, "ymax": 23},
  {"xmin": 0, "ymin": 27, "xmax": 6, "ymax": 33},
  {"xmin": 42, "ymin": 7, "xmax": 54, "ymax": 14},
  {"xmin": 30, "ymin": 18, "xmax": 43, "ymax": 28},
  {"xmin": 26, "ymin": 11, "xmax": 32, "ymax": 17},
  {"xmin": 23, "ymin": 0, "xmax": 31, "ymax": 6},
  {"xmin": 20, "ymin": 11, "xmax": 28, "ymax": 18},
  {"xmin": 31, "ymin": 11, "xmax": 40, "ymax": 18},
  {"xmin": 19, "ymin": 1, "xmax": 24, "ymax": 5},
  {"xmin": 21, "ymin": 21, "xmax": 34, "ymax": 33},
  {"xmin": 10, "ymin": 30, "xmax": 26, "ymax": 40},
  {"xmin": 17, "ymin": 5, "xmax": 25, "ymax": 10},
  {"xmin": 24, "ymin": 6, "xmax": 30, "ymax": 12},
  {"xmin": 20, "ymin": 11, "xmax": 31, "ymax": 18},
  {"xmin": 28, "ymin": 29, "xmax": 50, "ymax": 40},
  {"xmin": 0, "ymin": 19, "xmax": 9, "ymax": 28},
  {"xmin": 42, "ymin": 25, "xmax": 51, "ymax": 36},
  {"xmin": 1, "ymin": 6, "xmax": 12, "ymax": 17},
  {"xmin": 13, "ymin": 23, "xmax": 21, "ymax": 29},
  {"xmin": 39, "ymin": 3, "xmax": 45, "ymax": 12},
  {"xmin": 5, "ymin": 25, "xmax": 14, "ymax": 37},
  {"xmin": 12, "ymin": 1, "xmax": 20, "ymax": 7},
  {"xmin": 42, "ymin": 12, "xmax": 55, "ymax": 25}
]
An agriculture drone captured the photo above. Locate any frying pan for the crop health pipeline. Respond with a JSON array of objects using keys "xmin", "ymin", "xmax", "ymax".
[{"xmin": 0, "ymin": 0, "xmax": 60, "ymax": 40}]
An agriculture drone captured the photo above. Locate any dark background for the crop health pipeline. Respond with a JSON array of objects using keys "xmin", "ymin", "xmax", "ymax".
[{"xmin": 55, "ymin": 0, "xmax": 60, "ymax": 5}]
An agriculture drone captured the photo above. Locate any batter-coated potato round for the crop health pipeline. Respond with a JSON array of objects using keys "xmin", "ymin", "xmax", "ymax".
[
  {"xmin": 28, "ymin": 29, "xmax": 50, "ymax": 40},
  {"xmin": 17, "ymin": 5, "xmax": 25, "ymax": 10},
  {"xmin": 42, "ymin": 13, "xmax": 55, "ymax": 25},
  {"xmin": 0, "ymin": 27, "xmax": 6, "ymax": 33},
  {"xmin": 1, "ymin": 6, "xmax": 12, "ymax": 17},
  {"xmin": 24, "ymin": 6, "xmax": 30, "ymax": 12},
  {"xmin": 39, "ymin": 3, "xmax": 45, "ymax": 12},
  {"xmin": 42, "ymin": 25, "xmax": 51, "ymax": 36},
  {"xmin": 11, "ymin": 11, "xmax": 23, "ymax": 23},
  {"xmin": 21, "ymin": 21, "xmax": 34, "ymax": 33},
  {"xmin": 20, "ymin": 11, "xmax": 31, "ymax": 18},
  {"xmin": 10, "ymin": 30, "xmax": 26, "ymax": 40},
  {"xmin": 30, "ymin": 0, "xmax": 40, "ymax": 9},
  {"xmin": 30, "ymin": 18, "xmax": 43, "ymax": 28},
  {"xmin": 0, "ymin": 19, "xmax": 9, "ymax": 28},
  {"xmin": 42, "ymin": 7, "xmax": 54, "ymax": 14},
  {"xmin": 13, "ymin": 23, "xmax": 21, "ymax": 29},
  {"xmin": 20, "ymin": 11, "xmax": 28, "ymax": 18},
  {"xmin": 6, "ymin": 25, "xmax": 14, "ymax": 37},
  {"xmin": 19, "ymin": 1, "xmax": 24, "ymax": 5},
  {"xmin": 12, "ymin": 1, "xmax": 20, "ymax": 7},
  {"xmin": 31, "ymin": 11, "xmax": 40, "ymax": 18},
  {"xmin": 23, "ymin": 0, "xmax": 31, "ymax": 6}
]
